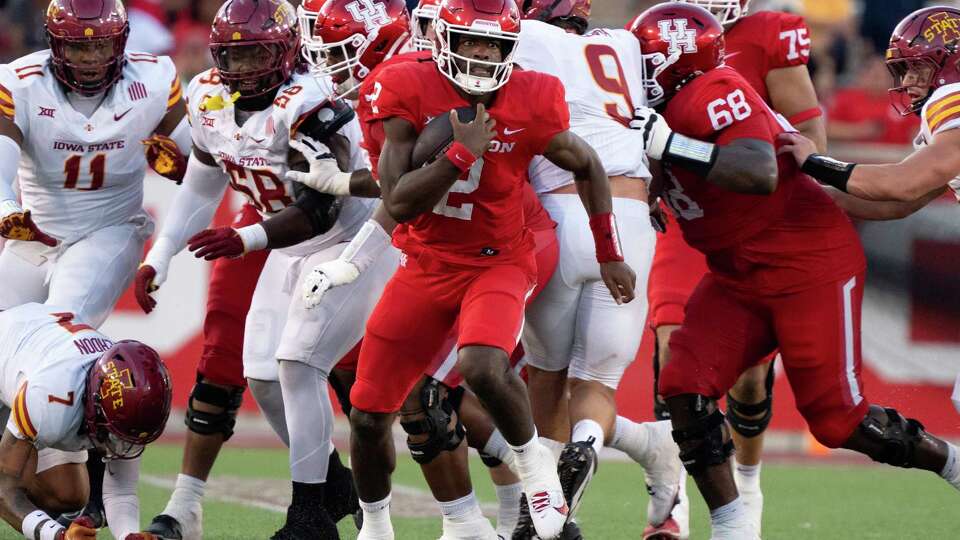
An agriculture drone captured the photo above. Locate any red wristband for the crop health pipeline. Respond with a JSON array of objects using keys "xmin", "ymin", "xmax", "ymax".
[
  {"xmin": 445, "ymin": 141, "xmax": 477, "ymax": 172},
  {"xmin": 787, "ymin": 106, "xmax": 822, "ymax": 126},
  {"xmin": 589, "ymin": 212, "xmax": 624, "ymax": 263}
]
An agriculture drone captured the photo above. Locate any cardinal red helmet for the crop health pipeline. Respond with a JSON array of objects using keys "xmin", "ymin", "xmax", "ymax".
[
  {"xmin": 44, "ymin": 0, "xmax": 129, "ymax": 95},
  {"xmin": 671, "ymin": 0, "xmax": 749, "ymax": 26},
  {"xmin": 628, "ymin": 3, "xmax": 724, "ymax": 106},
  {"xmin": 886, "ymin": 7, "xmax": 960, "ymax": 115},
  {"xmin": 521, "ymin": 0, "xmax": 591, "ymax": 35},
  {"xmin": 307, "ymin": 0, "xmax": 410, "ymax": 97},
  {"xmin": 411, "ymin": 0, "xmax": 441, "ymax": 51},
  {"xmin": 433, "ymin": 0, "xmax": 521, "ymax": 95},
  {"xmin": 209, "ymin": 0, "xmax": 301, "ymax": 99},
  {"xmin": 84, "ymin": 340, "xmax": 172, "ymax": 460}
]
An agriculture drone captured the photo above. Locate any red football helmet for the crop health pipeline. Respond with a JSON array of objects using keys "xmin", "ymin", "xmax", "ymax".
[
  {"xmin": 44, "ymin": 0, "xmax": 129, "ymax": 95},
  {"xmin": 628, "ymin": 3, "xmax": 724, "ymax": 106},
  {"xmin": 305, "ymin": 0, "xmax": 410, "ymax": 97},
  {"xmin": 521, "ymin": 0, "xmax": 591, "ymax": 35},
  {"xmin": 671, "ymin": 0, "xmax": 749, "ymax": 26},
  {"xmin": 209, "ymin": 0, "xmax": 301, "ymax": 99},
  {"xmin": 411, "ymin": 0, "xmax": 441, "ymax": 51},
  {"xmin": 433, "ymin": 0, "xmax": 521, "ymax": 95},
  {"xmin": 84, "ymin": 340, "xmax": 172, "ymax": 460},
  {"xmin": 886, "ymin": 7, "xmax": 960, "ymax": 115}
]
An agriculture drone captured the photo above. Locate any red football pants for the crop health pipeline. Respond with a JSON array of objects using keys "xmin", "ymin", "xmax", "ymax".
[
  {"xmin": 351, "ymin": 251, "xmax": 537, "ymax": 414},
  {"xmin": 647, "ymin": 205, "xmax": 709, "ymax": 329},
  {"xmin": 659, "ymin": 271, "xmax": 870, "ymax": 448},
  {"xmin": 197, "ymin": 205, "xmax": 268, "ymax": 387}
]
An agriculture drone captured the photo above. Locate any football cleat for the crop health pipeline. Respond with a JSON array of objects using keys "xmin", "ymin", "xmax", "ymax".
[
  {"xmin": 557, "ymin": 438, "xmax": 598, "ymax": 519},
  {"xmin": 437, "ymin": 515, "xmax": 499, "ymax": 539},
  {"xmin": 642, "ymin": 517, "xmax": 682, "ymax": 540},
  {"xmin": 510, "ymin": 493, "xmax": 534, "ymax": 540},
  {"xmin": 736, "ymin": 481, "xmax": 763, "ymax": 536},
  {"xmin": 56, "ymin": 498, "xmax": 106, "ymax": 530},
  {"xmin": 325, "ymin": 449, "xmax": 363, "ymax": 529},
  {"xmin": 641, "ymin": 422, "xmax": 683, "ymax": 528},
  {"xmin": 144, "ymin": 514, "xmax": 184, "ymax": 540},
  {"xmin": 271, "ymin": 503, "xmax": 339, "ymax": 540}
]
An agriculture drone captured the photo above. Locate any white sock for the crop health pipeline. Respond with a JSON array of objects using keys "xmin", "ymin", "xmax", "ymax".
[
  {"xmin": 734, "ymin": 461, "xmax": 761, "ymax": 492},
  {"xmin": 483, "ymin": 429, "xmax": 513, "ymax": 466},
  {"xmin": 610, "ymin": 416, "xmax": 652, "ymax": 464},
  {"xmin": 494, "ymin": 482, "xmax": 522, "ymax": 532},
  {"xmin": 571, "ymin": 419, "xmax": 605, "ymax": 454},
  {"xmin": 360, "ymin": 494, "xmax": 393, "ymax": 535},
  {"xmin": 941, "ymin": 443, "xmax": 960, "ymax": 488},
  {"xmin": 539, "ymin": 437, "xmax": 565, "ymax": 464},
  {"xmin": 163, "ymin": 474, "xmax": 205, "ymax": 517},
  {"xmin": 439, "ymin": 491, "xmax": 483, "ymax": 525},
  {"xmin": 709, "ymin": 497, "xmax": 745, "ymax": 527}
]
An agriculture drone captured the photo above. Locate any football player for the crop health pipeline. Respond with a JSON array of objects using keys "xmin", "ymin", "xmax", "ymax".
[
  {"xmin": 778, "ymin": 6, "xmax": 960, "ymax": 422},
  {"xmin": 133, "ymin": 0, "xmax": 370, "ymax": 538},
  {"xmin": 644, "ymin": 0, "xmax": 827, "ymax": 533},
  {"xmin": 630, "ymin": 4, "xmax": 960, "ymax": 538},
  {"xmin": 511, "ymin": 3, "xmax": 683, "ymax": 538},
  {"xmin": 345, "ymin": 0, "xmax": 636, "ymax": 538},
  {"xmin": 0, "ymin": 0, "xmax": 188, "ymax": 328},
  {"xmin": 0, "ymin": 303, "xmax": 172, "ymax": 540}
]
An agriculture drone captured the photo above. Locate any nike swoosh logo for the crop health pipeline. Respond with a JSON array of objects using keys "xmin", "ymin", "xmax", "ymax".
[
  {"xmin": 113, "ymin": 108, "xmax": 132, "ymax": 121},
  {"xmin": 251, "ymin": 137, "xmax": 265, "ymax": 143},
  {"xmin": 503, "ymin": 127, "xmax": 525, "ymax": 136}
]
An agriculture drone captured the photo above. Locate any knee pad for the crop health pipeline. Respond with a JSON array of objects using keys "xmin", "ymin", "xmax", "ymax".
[
  {"xmin": 400, "ymin": 379, "xmax": 465, "ymax": 465},
  {"xmin": 651, "ymin": 342, "xmax": 670, "ymax": 421},
  {"xmin": 725, "ymin": 394, "xmax": 772, "ymax": 439},
  {"xmin": 184, "ymin": 376, "xmax": 244, "ymax": 440},
  {"xmin": 670, "ymin": 394, "xmax": 734, "ymax": 476},
  {"xmin": 859, "ymin": 407, "xmax": 926, "ymax": 467}
]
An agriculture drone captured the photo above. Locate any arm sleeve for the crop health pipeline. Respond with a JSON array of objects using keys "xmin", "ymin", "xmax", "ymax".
[
  {"xmin": 103, "ymin": 457, "xmax": 140, "ymax": 540},
  {"xmin": 144, "ymin": 156, "xmax": 228, "ymax": 267},
  {"xmin": 168, "ymin": 116, "xmax": 192, "ymax": 155},
  {"xmin": 530, "ymin": 75, "xmax": 570, "ymax": 155},
  {"xmin": 0, "ymin": 135, "xmax": 21, "ymax": 204}
]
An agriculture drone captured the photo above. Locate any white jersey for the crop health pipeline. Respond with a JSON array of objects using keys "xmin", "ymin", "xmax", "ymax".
[
  {"xmin": 515, "ymin": 20, "xmax": 651, "ymax": 193},
  {"xmin": 0, "ymin": 303, "xmax": 112, "ymax": 451},
  {"xmin": 185, "ymin": 69, "xmax": 374, "ymax": 256},
  {"xmin": 0, "ymin": 50, "xmax": 179, "ymax": 240},
  {"xmin": 914, "ymin": 82, "xmax": 960, "ymax": 201}
]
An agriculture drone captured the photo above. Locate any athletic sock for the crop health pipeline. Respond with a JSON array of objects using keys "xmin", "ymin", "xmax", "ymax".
[
  {"xmin": 734, "ymin": 461, "xmax": 762, "ymax": 492},
  {"xmin": 571, "ymin": 419, "xmax": 605, "ymax": 454},
  {"xmin": 359, "ymin": 494, "xmax": 393, "ymax": 536},
  {"xmin": 163, "ymin": 474, "xmax": 205, "ymax": 518},
  {"xmin": 439, "ymin": 491, "xmax": 482, "ymax": 524},
  {"xmin": 291, "ymin": 481, "xmax": 325, "ymax": 507},
  {"xmin": 940, "ymin": 442, "xmax": 960, "ymax": 489},
  {"xmin": 494, "ymin": 482, "xmax": 522, "ymax": 533},
  {"xmin": 483, "ymin": 429, "xmax": 513, "ymax": 467},
  {"xmin": 709, "ymin": 497, "xmax": 745, "ymax": 528},
  {"xmin": 610, "ymin": 415, "xmax": 652, "ymax": 464}
]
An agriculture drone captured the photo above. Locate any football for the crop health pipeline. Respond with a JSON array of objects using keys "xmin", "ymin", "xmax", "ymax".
[{"xmin": 410, "ymin": 106, "xmax": 478, "ymax": 168}]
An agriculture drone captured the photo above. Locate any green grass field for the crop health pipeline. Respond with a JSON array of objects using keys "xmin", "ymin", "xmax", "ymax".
[{"xmin": 131, "ymin": 443, "xmax": 959, "ymax": 540}]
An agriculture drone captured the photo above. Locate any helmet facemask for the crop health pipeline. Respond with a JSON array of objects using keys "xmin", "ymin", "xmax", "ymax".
[
  {"xmin": 211, "ymin": 41, "xmax": 290, "ymax": 98},
  {"xmin": 411, "ymin": 2, "xmax": 439, "ymax": 51},
  {"xmin": 433, "ymin": 20, "xmax": 518, "ymax": 95},
  {"xmin": 47, "ymin": 30, "xmax": 128, "ymax": 95},
  {"xmin": 673, "ymin": 0, "xmax": 748, "ymax": 26},
  {"xmin": 313, "ymin": 31, "xmax": 376, "ymax": 98},
  {"xmin": 887, "ymin": 54, "xmax": 942, "ymax": 116},
  {"xmin": 641, "ymin": 49, "xmax": 681, "ymax": 107}
]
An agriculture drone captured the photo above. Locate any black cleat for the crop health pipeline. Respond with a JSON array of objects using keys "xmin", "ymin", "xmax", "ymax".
[
  {"xmin": 557, "ymin": 438, "xmax": 598, "ymax": 519},
  {"xmin": 56, "ymin": 498, "xmax": 107, "ymax": 529},
  {"xmin": 511, "ymin": 493, "xmax": 535, "ymax": 540},
  {"xmin": 144, "ymin": 514, "xmax": 184, "ymax": 540},
  {"xmin": 270, "ymin": 503, "xmax": 340, "ymax": 540},
  {"xmin": 560, "ymin": 520, "xmax": 584, "ymax": 540},
  {"xmin": 324, "ymin": 449, "xmax": 362, "ymax": 529}
]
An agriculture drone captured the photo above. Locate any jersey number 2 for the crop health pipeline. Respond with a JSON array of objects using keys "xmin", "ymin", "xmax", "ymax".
[
  {"xmin": 63, "ymin": 154, "xmax": 106, "ymax": 191},
  {"xmin": 433, "ymin": 158, "xmax": 483, "ymax": 221}
]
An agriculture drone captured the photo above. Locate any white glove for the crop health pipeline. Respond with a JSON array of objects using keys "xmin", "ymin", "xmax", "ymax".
[
  {"xmin": 286, "ymin": 135, "xmax": 352, "ymax": 195},
  {"xmin": 302, "ymin": 259, "xmax": 361, "ymax": 308},
  {"xmin": 630, "ymin": 106, "xmax": 673, "ymax": 161}
]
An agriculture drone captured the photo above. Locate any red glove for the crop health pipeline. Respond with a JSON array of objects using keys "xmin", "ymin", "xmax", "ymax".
[
  {"xmin": 134, "ymin": 264, "xmax": 159, "ymax": 314},
  {"xmin": 59, "ymin": 516, "xmax": 97, "ymax": 540},
  {"xmin": 188, "ymin": 227, "xmax": 244, "ymax": 260},
  {"xmin": 124, "ymin": 533, "xmax": 160, "ymax": 540},
  {"xmin": 0, "ymin": 209, "xmax": 57, "ymax": 246},
  {"xmin": 142, "ymin": 134, "xmax": 187, "ymax": 184}
]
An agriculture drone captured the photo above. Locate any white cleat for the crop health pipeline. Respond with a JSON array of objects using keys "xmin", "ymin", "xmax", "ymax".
[
  {"xmin": 710, "ymin": 520, "xmax": 760, "ymax": 540},
  {"xmin": 438, "ymin": 516, "xmax": 499, "ymax": 540},
  {"xmin": 737, "ymin": 483, "xmax": 763, "ymax": 536},
  {"xmin": 641, "ymin": 421, "xmax": 684, "ymax": 527},
  {"xmin": 518, "ymin": 444, "xmax": 569, "ymax": 539},
  {"xmin": 358, "ymin": 528, "xmax": 396, "ymax": 540}
]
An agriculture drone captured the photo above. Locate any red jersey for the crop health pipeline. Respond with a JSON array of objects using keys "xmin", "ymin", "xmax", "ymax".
[
  {"xmin": 724, "ymin": 11, "xmax": 810, "ymax": 104},
  {"xmin": 369, "ymin": 61, "xmax": 569, "ymax": 265},
  {"xmin": 661, "ymin": 66, "xmax": 864, "ymax": 295},
  {"xmin": 356, "ymin": 50, "xmax": 432, "ymax": 180}
]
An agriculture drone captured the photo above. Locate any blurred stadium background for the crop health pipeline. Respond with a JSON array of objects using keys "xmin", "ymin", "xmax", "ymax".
[{"xmin": 2, "ymin": 2, "xmax": 960, "ymax": 533}]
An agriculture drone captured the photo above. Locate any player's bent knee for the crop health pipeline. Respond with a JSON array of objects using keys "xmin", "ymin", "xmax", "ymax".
[
  {"xmin": 184, "ymin": 375, "xmax": 244, "ymax": 441},
  {"xmin": 399, "ymin": 379, "xmax": 465, "ymax": 464},
  {"xmin": 847, "ymin": 405, "xmax": 928, "ymax": 465},
  {"xmin": 668, "ymin": 394, "xmax": 734, "ymax": 476},
  {"xmin": 726, "ymin": 393, "xmax": 772, "ymax": 439},
  {"xmin": 456, "ymin": 348, "xmax": 509, "ymax": 394},
  {"xmin": 349, "ymin": 408, "xmax": 392, "ymax": 441},
  {"xmin": 31, "ymin": 469, "xmax": 89, "ymax": 513}
]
